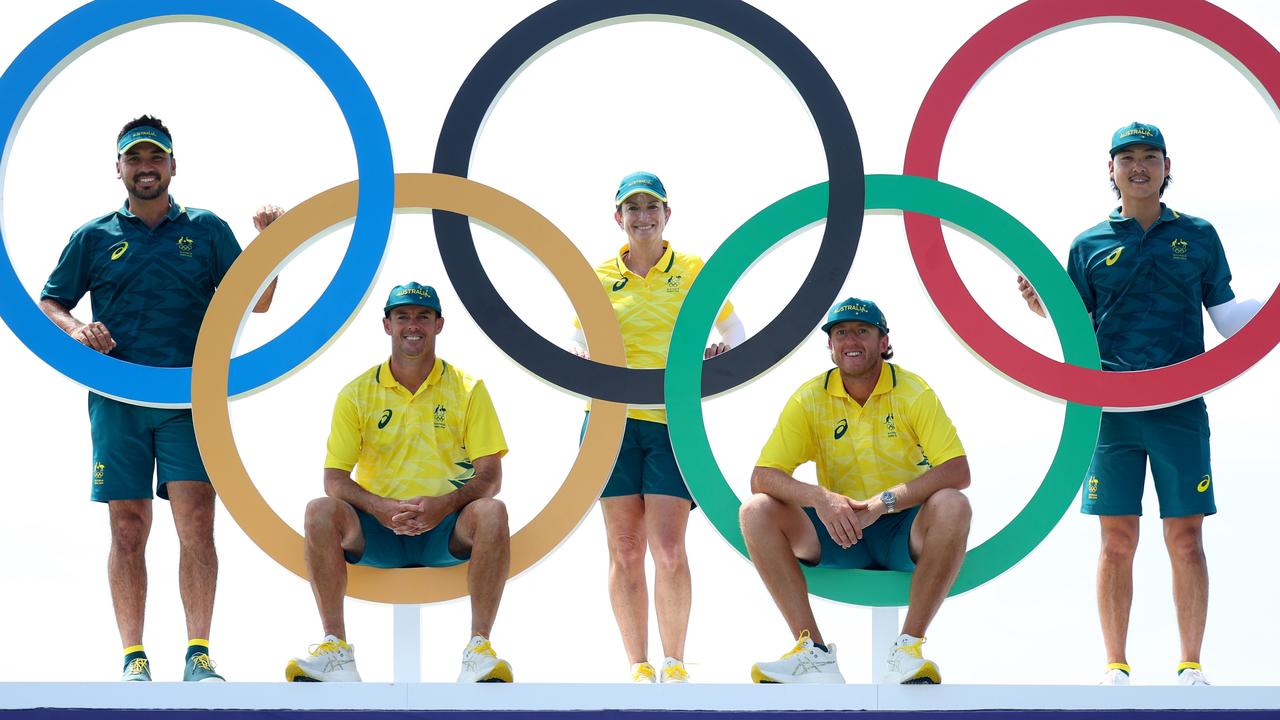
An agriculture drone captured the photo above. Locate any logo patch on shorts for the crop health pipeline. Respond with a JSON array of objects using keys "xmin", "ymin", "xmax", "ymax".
[
  {"xmin": 378, "ymin": 409, "xmax": 393, "ymax": 429},
  {"xmin": 834, "ymin": 419, "xmax": 848, "ymax": 440},
  {"xmin": 1197, "ymin": 474, "xmax": 1211, "ymax": 493},
  {"xmin": 94, "ymin": 461, "xmax": 106, "ymax": 484},
  {"xmin": 1087, "ymin": 475, "xmax": 1100, "ymax": 500}
]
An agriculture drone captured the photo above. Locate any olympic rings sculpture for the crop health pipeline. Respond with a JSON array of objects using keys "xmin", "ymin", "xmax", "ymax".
[{"xmin": 2, "ymin": 0, "xmax": 1275, "ymax": 605}]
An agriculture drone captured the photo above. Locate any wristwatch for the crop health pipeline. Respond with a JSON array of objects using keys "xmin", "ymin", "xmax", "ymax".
[{"xmin": 880, "ymin": 490, "xmax": 898, "ymax": 514}]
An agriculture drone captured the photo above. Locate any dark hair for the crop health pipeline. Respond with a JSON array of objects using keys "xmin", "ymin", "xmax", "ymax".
[
  {"xmin": 118, "ymin": 115, "xmax": 172, "ymax": 147},
  {"xmin": 1110, "ymin": 150, "xmax": 1170, "ymax": 199}
]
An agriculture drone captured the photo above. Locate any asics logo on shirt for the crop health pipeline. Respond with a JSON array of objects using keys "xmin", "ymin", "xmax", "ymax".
[
  {"xmin": 109, "ymin": 241, "xmax": 129, "ymax": 260},
  {"xmin": 378, "ymin": 409, "xmax": 393, "ymax": 428},
  {"xmin": 1104, "ymin": 247, "xmax": 1124, "ymax": 266},
  {"xmin": 834, "ymin": 419, "xmax": 848, "ymax": 439},
  {"xmin": 612, "ymin": 277, "xmax": 629, "ymax": 292}
]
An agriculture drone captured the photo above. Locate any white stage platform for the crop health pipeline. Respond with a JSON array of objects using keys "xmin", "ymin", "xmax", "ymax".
[{"xmin": 2, "ymin": 682, "xmax": 1278, "ymax": 712}]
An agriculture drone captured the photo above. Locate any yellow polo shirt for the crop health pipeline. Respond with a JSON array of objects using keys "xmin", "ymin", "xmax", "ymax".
[
  {"xmin": 757, "ymin": 363, "xmax": 965, "ymax": 500},
  {"xmin": 582, "ymin": 241, "xmax": 733, "ymax": 423},
  {"xmin": 325, "ymin": 357, "xmax": 508, "ymax": 499}
]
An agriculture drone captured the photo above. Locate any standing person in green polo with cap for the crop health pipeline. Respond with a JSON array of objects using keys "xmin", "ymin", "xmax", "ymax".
[
  {"xmin": 286, "ymin": 283, "xmax": 514, "ymax": 683},
  {"xmin": 39, "ymin": 115, "xmax": 283, "ymax": 682},
  {"xmin": 1018, "ymin": 122, "xmax": 1262, "ymax": 685},
  {"xmin": 741, "ymin": 298, "xmax": 972, "ymax": 684}
]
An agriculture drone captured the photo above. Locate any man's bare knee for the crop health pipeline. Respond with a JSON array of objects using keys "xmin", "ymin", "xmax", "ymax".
[{"xmin": 740, "ymin": 493, "xmax": 785, "ymax": 536}]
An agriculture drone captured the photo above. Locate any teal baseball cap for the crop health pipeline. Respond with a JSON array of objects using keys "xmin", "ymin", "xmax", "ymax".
[
  {"xmin": 1110, "ymin": 122, "xmax": 1166, "ymax": 156},
  {"xmin": 383, "ymin": 282, "xmax": 442, "ymax": 316},
  {"xmin": 117, "ymin": 126, "xmax": 173, "ymax": 155},
  {"xmin": 821, "ymin": 297, "xmax": 888, "ymax": 334},
  {"xmin": 615, "ymin": 171, "xmax": 668, "ymax": 205}
]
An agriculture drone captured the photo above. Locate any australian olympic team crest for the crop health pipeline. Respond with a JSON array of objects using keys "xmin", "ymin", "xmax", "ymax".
[{"xmin": 1, "ymin": 0, "xmax": 1277, "ymax": 607}]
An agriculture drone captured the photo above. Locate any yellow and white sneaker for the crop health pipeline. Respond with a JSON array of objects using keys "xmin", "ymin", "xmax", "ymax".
[
  {"xmin": 457, "ymin": 635, "xmax": 513, "ymax": 683},
  {"xmin": 1177, "ymin": 662, "xmax": 1210, "ymax": 686},
  {"xmin": 660, "ymin": 657, "xmax": 689, "ymax": 683},
  {"xmin": 1100, "ymin": 663, "xmax": 1131, "ymax": 685},
  {"xmin": 751, "ymin": 630, "xmax": 844, "ymax": 684},
  {"xmin": 883, "ymin": 635, "xmax": 940, "ymax": 685},
  {"xmin": 286, "ymin": 636, "xmax": 361, "ymax": 682},
  {"xmin": 630, "ymin": 661, "xmax": 657, "ymax": 683}
]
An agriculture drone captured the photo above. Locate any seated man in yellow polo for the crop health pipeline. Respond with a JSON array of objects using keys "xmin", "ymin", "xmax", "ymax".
[
  {"xmin": 286, "ymin": 282, "xmax": 513, "ymax": 683},
  {"xmin": 741, "ymin": 297, "xmax": 971, "ymax": 684}
]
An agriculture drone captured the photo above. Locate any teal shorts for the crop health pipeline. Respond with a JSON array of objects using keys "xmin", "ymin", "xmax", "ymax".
[
  {"xmin": 801, "ymin": 505, "xmax": 919, "ymax": 571},
  {"xmin": 88, "ymin": 392, "xmax": 209, "ymax": 503},
  {"xmin": 345, "ymin": 508, "xmax": 467, "ymax": 568},
  {"xmin": 1081, "ymin": 399, "xmax": 1215, "ymax": 518},
  {"xmin": 583, "ymin": 414, "xmax": 692, "ymax": 503}
]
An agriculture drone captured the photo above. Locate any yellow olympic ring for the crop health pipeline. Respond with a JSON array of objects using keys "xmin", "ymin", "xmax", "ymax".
[{"xmin": 191, "ymin": 173, "xmax": 627, "ymax": 604}]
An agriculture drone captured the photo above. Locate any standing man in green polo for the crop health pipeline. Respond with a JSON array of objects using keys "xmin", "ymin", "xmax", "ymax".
[
  {"xmin": 741, "ymin": 298, "xmax": 972, "ymax": 685},
  {"xmin": 39, "ymin": 115, "xmax": 282, "ymax": 681},
  {"xmin": 1018, "ymin": 122, "xmax": 1261, "ymax": 685}
]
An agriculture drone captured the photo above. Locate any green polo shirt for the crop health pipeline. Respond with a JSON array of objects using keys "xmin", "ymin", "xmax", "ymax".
[
  {"xmin": 1066, "ymin": 205, "xmax": 1234, "ymax": 371},
  {"xmin": 41, "ymin": 196, "xmax": 242, "ymax": 367}
]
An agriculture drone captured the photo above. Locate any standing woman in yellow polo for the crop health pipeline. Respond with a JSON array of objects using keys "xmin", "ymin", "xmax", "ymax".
[{"xmin": 573, "ymin": 172, "xmax": 745, "ymax": 683}]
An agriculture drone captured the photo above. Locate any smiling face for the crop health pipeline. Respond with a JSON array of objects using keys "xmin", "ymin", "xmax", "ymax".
[
  {"xmin": 116, "ymin": 142, "xmax": 175, "ymax": 202},
  {"xmin": 827, "ymin": 320, "xmax": 888, "ymax": 381},
  {"xmin": 383, "ymin": 305, "xmax": 444, "ymax": 361},
  {"xmin": 1109, "ymin": 144, "xmax": 1169, "ymax": 202},
  {"xmin": 614, "ymin": 192, "xmax": 670, "ymax": 246}
]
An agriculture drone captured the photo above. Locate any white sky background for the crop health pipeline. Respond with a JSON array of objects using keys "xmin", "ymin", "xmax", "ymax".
[{"xmin": 1, "ymin": 0, "xmax": 1277, "ymax": 686}]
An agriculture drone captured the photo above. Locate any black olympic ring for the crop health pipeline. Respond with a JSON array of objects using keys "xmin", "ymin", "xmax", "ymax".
[{"xmin": 432, "ymin": 0, "xmax": 864, "ymax": 404}]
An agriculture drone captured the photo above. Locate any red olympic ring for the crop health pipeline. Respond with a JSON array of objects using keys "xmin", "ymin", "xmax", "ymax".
[{"xmin": 904, "ymin": 0, "xmax": 1280, "ymax": 409}]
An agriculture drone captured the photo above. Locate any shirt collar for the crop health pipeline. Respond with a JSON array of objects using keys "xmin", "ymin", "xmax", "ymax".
[
  {"xmin": 1108, "ymin": 203, "xmax": 1178, "ymax": 226},
  {"xmin": 117, "ymin": 195, "xmax": 187, "ymax": 222},
  {"xmin": 824, "ymin": 362, "xmax": 895, "ymax": 402},
  {"xmin": 377, "ymin": 357, "xmax": 444, "ymax": 393},
  {"xmin": 614, "ymin": 241, "xmax": 675, "ymax": 277}
]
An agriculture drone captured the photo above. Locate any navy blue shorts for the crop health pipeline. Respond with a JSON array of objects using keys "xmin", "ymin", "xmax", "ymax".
[
  {"xmin": 801, "ymin": 506, "xmax": 919, "ymax": 571},
  {"xmin": 345, "ymin": 509, "xmax": 468, "ymax": 568},
  {"xmin": 1081, "ymin": 400, "xmax": 1215, "ymax": 518}
]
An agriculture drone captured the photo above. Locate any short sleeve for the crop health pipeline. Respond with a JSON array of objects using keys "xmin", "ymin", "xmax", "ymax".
[
  {"xmin": 903, "ymin": 388, "xmax": 965, "ymax": 469},
  {"xmin": 1066, "ymin": 244, "xmax": 1095, "ymax": 315},
  {"xmin": 1200, "ymin": 225, "xmax": 1235, "ymax": 308},
  {"xmin": 756, "ymin": 391, "xmax": 815, "ymax": 475},
  {"xmin": 41, "ymin": 232, "xmax": 91, "ymax": 310},
  {"xmin": 463, "ymin": 380, "xmax": 508, "ymax": 460},
  {"xmin": 323, "ymin": 389, "xmax": 363, "ymax": 472},
  {"xmin": 208, "ymin": 217, "xmax": 242, "ymax": 288}
]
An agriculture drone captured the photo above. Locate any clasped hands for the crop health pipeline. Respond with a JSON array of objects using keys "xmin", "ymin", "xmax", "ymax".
[{"xmin": 813, "ymin": 487, "xmax": 886, "ymax": 550}]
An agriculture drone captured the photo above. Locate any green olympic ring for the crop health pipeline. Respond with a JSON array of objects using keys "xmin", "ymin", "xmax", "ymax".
[{"xmin": 665, "ymin": 174, "xmax": 1102, "ymax": 606}]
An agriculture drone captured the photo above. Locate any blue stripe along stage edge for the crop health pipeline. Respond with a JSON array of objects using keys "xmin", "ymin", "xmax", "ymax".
[
  {"xmin": 432, "ymin": 0, "xmax": 864, "ymax": 404},
  {"xmin": 7, "ymin": 710, "xmax": 1280, "ymax": 719}
]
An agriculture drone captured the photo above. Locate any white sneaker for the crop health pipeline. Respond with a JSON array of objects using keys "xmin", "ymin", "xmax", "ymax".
[
  {"xmin": 883, "ymin": 635, "xmax": 940, "ymax": 685},
  {"xmin": 660, "ymin": 657, "xmax": 688, "ymax": 683},
  {"xmin": 630, "ymin": 661, "xmax": 657, "ymax": 683},
  {"xmin": 285, "ymin": 635, "xmax": 361, "ymax": 682},
  {"xmin": 1100, "ymin": 665, "xmax": 1131, "ymax": 685},
  {"xmin": 751, "ymin": 630, "xmax": 844, "ymax": 684},
  {"xmin": 1177, "ymin": 665, "xmax": 1210, "ymax": 686},
  {"xmin": 457, "ymin": 635, "xmax": 513, "ymax": 683}
]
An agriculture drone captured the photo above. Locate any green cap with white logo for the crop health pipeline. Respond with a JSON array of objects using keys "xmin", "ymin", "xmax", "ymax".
[
  {"xmin": 384, "ymin": 282, "xmax": 442, "ymax": 316},
  {"xmin": 821, "ymin": 297, "xmax": 888, "ymax": 334},
  {"xmin": 1110, "ymin": 121, "xmax": 1166, "ymax": 156}
]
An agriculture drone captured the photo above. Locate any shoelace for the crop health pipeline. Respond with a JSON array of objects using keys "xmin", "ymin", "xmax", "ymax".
[
  {"xmin": 125, "ymin": 658, "xmax": 149, "ymax": 676},
  {"xmin": 782, "ymin": 630, "xmax": 814, "ymax": 658},
  {"xmin": 663, "ymin": 662, "xmax": 688, "ymax": 681},
  {"xmin": 189, "ymin": 653, "xmax": 215, "ymax": 671},
  {"xmin": 632, "ymin": 663, "xmax": 656, "ymax": 681},
  {"xmin": 896, "ymin": 637, "xmax": 926, "ymax": 659},
  {"xmin": 310, "ymin": 640, "xmax": 348, "ymax": 657},
  {"xmin": 470, "ymin": 638, "xmax": 497, "ymax": 658}
]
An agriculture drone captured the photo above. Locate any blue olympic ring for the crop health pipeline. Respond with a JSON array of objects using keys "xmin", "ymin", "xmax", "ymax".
[{"xmin": 0, "ymin": 0, "xmax": 394, "ymax": 407}]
